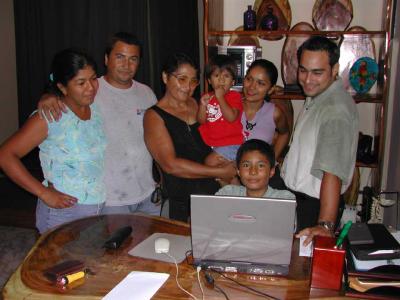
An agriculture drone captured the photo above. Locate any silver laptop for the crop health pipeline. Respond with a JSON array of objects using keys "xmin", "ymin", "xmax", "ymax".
[{"xmin": 190, "ymin": 194, "xmax": 296, "ymax": 276}]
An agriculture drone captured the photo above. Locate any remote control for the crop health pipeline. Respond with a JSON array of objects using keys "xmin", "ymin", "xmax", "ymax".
[{"xmin": 103, "ymin": 226, "xmax": 133, "ymax": 249}]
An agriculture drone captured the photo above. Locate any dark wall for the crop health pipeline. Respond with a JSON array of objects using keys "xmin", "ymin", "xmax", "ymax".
[{"xmin": 14, "ymin": 0, "xmax": 199, "ymax": 124}]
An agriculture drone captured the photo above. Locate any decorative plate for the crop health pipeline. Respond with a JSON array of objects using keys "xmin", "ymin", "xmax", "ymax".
[
  {"xmin": 339, "ymin": 26, "xmax": 376, "ymax": 91},
  {"xmin": 228, "ymin": 26, "xmax": 261, "ymax": 47},
  {"xmin": 312, "ymin": 0, "xmax": 353, "ymax": 31},
  {"xmin": 281, "ymin": 22, "xmax": 314, "ymax": 86},
  {"xmin": 349, "ymin": 57, "xmax": 378, "ymax": 94}
]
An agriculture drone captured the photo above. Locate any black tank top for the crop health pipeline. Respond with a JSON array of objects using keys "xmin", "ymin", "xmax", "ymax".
[{"xmin": 151, "ymin": 105, "xmax": 219, "ymax": 221}]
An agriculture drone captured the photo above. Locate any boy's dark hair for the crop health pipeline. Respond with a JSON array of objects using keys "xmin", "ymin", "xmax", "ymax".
[
  {"xmin": 205, "ymin": 54, "xmax": 237, "ymax": 81},
  {"xmin": 236, "ymin": 139, "xmax": 275, "ymax": 168},
  {"xmin": 246, "ymin": 59, "xmax": 278, "ymax": 86},
  {"xmin": 297, "ymin": 36, "xmax": 340, "ymax": 67},
  {"xmin": 105, "ymin": 32, "xmax": 142, "ymax": 57}
]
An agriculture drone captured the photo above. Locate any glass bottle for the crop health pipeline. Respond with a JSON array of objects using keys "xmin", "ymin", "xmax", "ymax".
[
  {"xmin": 260, "ymin": 6, "xmax": 278, "ymax": 31},
  {"xmin": 243, "ymin": 5, "xmax": 256, "ymax": 31}
]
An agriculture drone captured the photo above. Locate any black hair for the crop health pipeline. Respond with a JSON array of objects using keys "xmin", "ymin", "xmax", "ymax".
[
  {"xmin": 205, "ymin": 54, "xmax": 237, "ymax": 81},
  {"xmin": 47, "ymin": 48, "xmax": 97, "ymax": 97},
  {"xmin": 236, "ymin": 139, "xmax": 275, "ymax": 168},
  {"xmin": 162, "ymin": 52, "xmax": 199, "ymax": 78},
  {"xmin": 297, "ymin": 36, "xmax": 340, "ymax": 67},
  {"xmin": 246, "ymin": 59, "xmax": 278, "ymax": 86},
  {"xmin": 105, "ymin": 32, "xmax": 142, "ymax": 57}
]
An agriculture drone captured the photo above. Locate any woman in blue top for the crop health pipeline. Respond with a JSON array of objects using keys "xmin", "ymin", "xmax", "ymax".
[{"xmin": 0, "ymin": 49, "xmax": 106, "ymax": 233}]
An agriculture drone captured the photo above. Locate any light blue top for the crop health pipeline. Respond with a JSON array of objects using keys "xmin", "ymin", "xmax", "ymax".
[
  {"xmin": 216, "ymin": 184, "xmax": 295, "ymax": 199},
  {"xmin": 39, "ymin": 103, "xmax": 106, "ymax": 204}
]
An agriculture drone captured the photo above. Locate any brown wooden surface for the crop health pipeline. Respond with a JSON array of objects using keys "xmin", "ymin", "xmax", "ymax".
[{"xmin": 4, "ymin": 214, "xmax": 348, "ymax": 299}]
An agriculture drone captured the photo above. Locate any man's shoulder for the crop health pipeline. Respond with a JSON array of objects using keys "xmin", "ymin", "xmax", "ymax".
[
  {"xmin": 319, "ymin": 85, "xmax": 357, "ymax": 120},
  {"xmin": 132, "ymin": 79, "xmax": 152, "ymax": 91}
]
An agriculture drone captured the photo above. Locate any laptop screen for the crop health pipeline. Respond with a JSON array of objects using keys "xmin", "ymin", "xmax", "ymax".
[{"xmin": 190, "ymin": 195, "xmax": 296, "ymax": 267}]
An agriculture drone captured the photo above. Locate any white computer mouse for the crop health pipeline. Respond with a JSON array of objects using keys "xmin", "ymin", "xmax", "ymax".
[{"xmin": 154, "ymin": 237, "xmax": 170, "ymax": 254}]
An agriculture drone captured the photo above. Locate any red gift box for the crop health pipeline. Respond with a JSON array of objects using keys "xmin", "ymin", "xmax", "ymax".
[{"xmin": 310, "ymin": 236, "xmax": 345, "ymax": 290}]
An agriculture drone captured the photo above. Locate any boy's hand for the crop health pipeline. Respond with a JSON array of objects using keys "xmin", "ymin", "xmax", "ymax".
[{"xmin": 200, "ymin": 94, "xmax": 212, "ymax": 106}]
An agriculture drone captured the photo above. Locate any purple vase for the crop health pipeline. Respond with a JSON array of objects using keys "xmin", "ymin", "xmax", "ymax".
[
  {"xmin": 261, "ymin": 7, "xmax": 278, "ymax": 31},
  {"xmin": 243, "ymin": 5, "xmax": 256, "ymax": 31}
]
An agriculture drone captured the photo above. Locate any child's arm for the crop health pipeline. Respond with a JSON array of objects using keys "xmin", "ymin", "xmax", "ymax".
[
  {"xmin": 214, "ymin": 87, "xmax": 239, "ymax": 122},
  {"xmin": 0, "ymin": 113, "xmax": 78, "ymax": 208},
  {"xmin": 197, "ymin": 94, "xmax": 211, "ymax": 124}
]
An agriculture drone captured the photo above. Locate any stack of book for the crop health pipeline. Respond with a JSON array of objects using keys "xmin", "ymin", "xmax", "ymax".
[{"xmin": 345, "ymin": 223, "xmax": 400, "ymax": 299}]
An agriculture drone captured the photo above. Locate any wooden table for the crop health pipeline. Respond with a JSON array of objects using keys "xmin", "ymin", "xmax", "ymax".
[{"xmin": 3, "ymin": 214, "xmax": 346, "ymax": 299}]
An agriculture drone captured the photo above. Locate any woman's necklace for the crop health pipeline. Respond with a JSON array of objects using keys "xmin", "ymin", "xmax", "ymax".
[
  {"xmin": 167, "ymin": 98, "xmax": 192, "ymax": 132},
  {"xmin": 244, "ymin": 101, "xmax": 263, "ymax": 131},
  {"xmin": 245, "ymin": 119, "xmax": 256, "ymax": 130}
]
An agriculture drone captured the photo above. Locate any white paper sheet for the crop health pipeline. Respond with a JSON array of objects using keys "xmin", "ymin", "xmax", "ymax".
[
  {"xmin": 102, "ymin": 271, "xmax": 169, "ymax": 300},
  {"xmin": 299, "ymin": 236, "xmax": 313, "ymax": 257}
]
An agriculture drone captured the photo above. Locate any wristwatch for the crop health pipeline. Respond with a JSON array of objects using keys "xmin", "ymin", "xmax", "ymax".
[{"xmin": 317, "ymin": 221, "xmax": 335, "ymax": 232}]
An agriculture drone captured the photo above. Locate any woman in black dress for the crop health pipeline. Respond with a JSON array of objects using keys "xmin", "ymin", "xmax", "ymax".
[{"xmin": 144, "ymin": 53, "xmax": 236, "ymax": 222}]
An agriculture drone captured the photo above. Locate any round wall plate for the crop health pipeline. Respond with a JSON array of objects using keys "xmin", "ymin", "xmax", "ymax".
[{"xmin": 349, "ymin": 57, "xmax": 378, "ymax": 94}]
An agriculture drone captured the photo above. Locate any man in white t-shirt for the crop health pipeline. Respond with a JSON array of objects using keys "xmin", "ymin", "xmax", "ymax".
[{"xmin": 38, "ymin": 32, "xmax": 159, "ymax": 215}]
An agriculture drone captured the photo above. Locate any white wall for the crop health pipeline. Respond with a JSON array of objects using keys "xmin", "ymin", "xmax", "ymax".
[
  {"xmin": 381, "ymin": 3, "xmax": 399, "ymax": 191},
  {"xmin": 0, "ymin": 0, "xmax": 18, "ymax": 144},
  {"xmin": 220, "ymin": 0, "xmax": 386, "ymax": 187}
]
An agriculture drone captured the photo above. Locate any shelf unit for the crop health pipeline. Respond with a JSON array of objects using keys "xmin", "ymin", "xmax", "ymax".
[{"xmin": 203, "ymin": 0, "xmax": 395, "ymax": 185}]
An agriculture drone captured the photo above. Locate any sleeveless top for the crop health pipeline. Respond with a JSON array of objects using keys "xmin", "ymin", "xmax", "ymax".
[
  {"xmin": 151, "ymin": 105, "xmax": 219, "ymax": 222},
  {"xmin": 241, "ymin": 101, "xmax": 276, "ymax": 143},
  {"xmin": 39, "ymin": 103, "xmax": 106, "ymax": 205}
]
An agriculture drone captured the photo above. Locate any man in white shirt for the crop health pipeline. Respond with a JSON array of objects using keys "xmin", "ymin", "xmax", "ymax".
[
  {"xmin": 38, "ymin": 32, "xmax": 159, "ymax": 215},
  {"xmin": 281, "ymin": 36, "xmax": 359, "ymax": 245}
]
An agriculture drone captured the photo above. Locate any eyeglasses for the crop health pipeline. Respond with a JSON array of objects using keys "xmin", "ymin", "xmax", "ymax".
[{"xmin": 170, "ymin": 73, "xmax": 199, "ymax": 87}]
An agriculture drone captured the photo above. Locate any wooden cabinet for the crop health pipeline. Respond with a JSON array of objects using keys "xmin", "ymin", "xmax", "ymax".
[{"xmin": 203, "ymin": 0, "xmax": 395, "ymax": 188}]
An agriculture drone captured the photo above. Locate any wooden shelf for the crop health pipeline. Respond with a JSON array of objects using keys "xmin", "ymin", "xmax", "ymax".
[
  {"xmin": 269, "ymin": 92, "xmax": 383, "ymax": 103},
  {"xmin": 356, "ymin": 161, "xmax": 379, "ymax": 168},
  {"xmin": 352, "ymin": 93, "xmax": 384, "ymax": 103},
  {"xmin": 207, "ymin": 30, "xmax": 387, "ymax": 37}
]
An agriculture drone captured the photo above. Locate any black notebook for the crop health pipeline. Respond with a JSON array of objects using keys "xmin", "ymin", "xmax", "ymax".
[{"xmin": 349, "ymin": 224, "xmax": 400, "ymax": 261}]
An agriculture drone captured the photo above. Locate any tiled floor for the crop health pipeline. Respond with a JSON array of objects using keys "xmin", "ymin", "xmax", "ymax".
[{"xmin": 0, "ymin": 226, "xmax": 38, "ymax": 297}]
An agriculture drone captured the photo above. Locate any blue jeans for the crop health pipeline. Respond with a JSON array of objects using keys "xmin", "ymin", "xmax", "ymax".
[
  {"xmin": 36, "ymin": 199, "xmax": 104, "ymax": 234},
  {"xmin": 101, "ymin": 194, "xmax": 161, "ymax": 216},
  {"xmin": 213, "ymin": 144, "xmax": 240, "ymax": 161}
]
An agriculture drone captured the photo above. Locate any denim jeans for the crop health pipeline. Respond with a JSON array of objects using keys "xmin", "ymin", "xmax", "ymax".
[
  {"xmin": 101, "ymin": 194, "xmax": 161, "ymax": 216},
  {"xmin": 36, "ymin": 199, "xmax": 104, "ymax": 234}
]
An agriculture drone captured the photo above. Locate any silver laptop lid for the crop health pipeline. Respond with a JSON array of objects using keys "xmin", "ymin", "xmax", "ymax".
[{"xmin": 190, "ymin": 195, "xmax": 296, "ymax": 266}]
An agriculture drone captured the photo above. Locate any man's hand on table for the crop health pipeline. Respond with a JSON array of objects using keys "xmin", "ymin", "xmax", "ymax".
[{"xmin": 296, "ymin": 225, "xmax": 334, "ymax": 246}]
